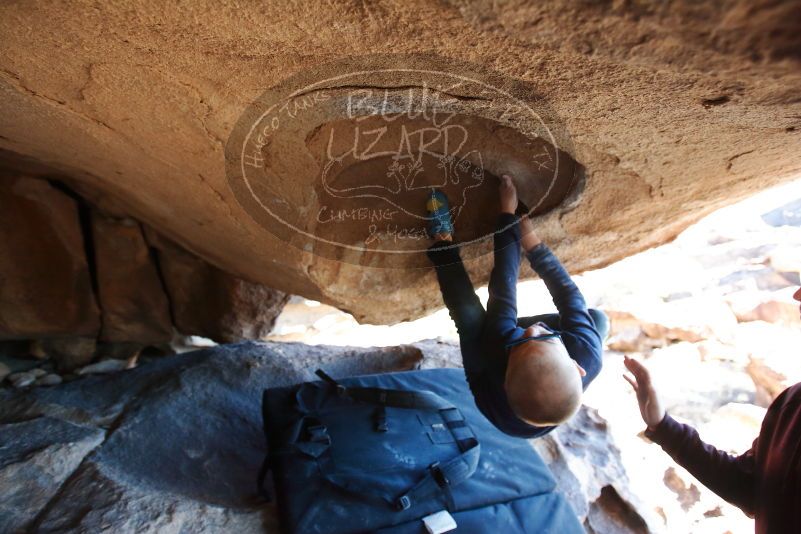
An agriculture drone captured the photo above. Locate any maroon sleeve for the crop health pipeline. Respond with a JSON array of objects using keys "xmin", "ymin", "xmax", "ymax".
[{"xmin": 645, "ymin": 414, "xmax": 757, "ymax": 515}]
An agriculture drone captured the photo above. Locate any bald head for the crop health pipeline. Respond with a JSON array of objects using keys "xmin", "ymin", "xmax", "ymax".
[{"xmin": 504, "ymin": 337, "xmax": 584, "ymax": 426}]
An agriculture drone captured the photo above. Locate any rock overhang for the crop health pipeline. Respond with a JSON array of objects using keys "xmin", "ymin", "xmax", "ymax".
[{"xmin": 0, "ymin": 2, "xmax": 799, "ymax": 324}]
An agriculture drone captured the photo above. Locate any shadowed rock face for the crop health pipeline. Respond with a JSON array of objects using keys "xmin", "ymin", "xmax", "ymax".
[
  {"xmin": 0, "ymin": 174, "xmax": 288, "ymax": 352},
  {"xmin": 0, "ymin": 177, "xmax": 99, "ymax": 338},
  {"xmin": 0, "ymin": 1, "xmax": 799, "ymax": 323},
  {"xmin": 91, "ymin": 211, "xmax": 173, "ymax": 345}
]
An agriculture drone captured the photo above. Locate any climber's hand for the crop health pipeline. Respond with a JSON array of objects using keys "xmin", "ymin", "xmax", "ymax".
[
  {"xmin": 623, "ymin": 355, "xmax": 666, "ymax": 430},
  {"xmin": 499, "ymin": 175, "xmax": 518, "ymax": 214}
]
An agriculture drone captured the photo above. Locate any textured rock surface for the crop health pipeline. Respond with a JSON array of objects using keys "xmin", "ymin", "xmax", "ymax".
[
  {"xmin": 745, "ymin": 334, "xmax": 801, "ymax": 407},
  {"xmin": 0, "ymin": 172, "xmax": 287, "ymax": 348},
  {"xmin": 0, "ymin": 340, "xmax": 641, "ymax": 533},
  {"xmin": 533, "ymin": 408, "xmax": 652, "ymax": 533},
  {"xmin": 0, "ymin": 417, "xmax": 105, "ymax": 533},
  {"xmin": 146, "ymin": 230, "xmax": 289, "ymax": 343},
  {"xmin": 0, "ymin": 176, "xmax": 99, "ymax": 338},
  {"xmin": 1, "ymin": 1, "xmax": 799, "ymax": 323},
  {"xmin": 734, "ymin": 291, "xmax": 801, "ymax": 327},
  {"xmin": 92, "ymin": 211, "xmax": 172, "ymax": 344}
]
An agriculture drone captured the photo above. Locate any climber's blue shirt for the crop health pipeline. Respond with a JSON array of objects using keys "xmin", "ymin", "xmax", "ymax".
[{"xmin": 463, "ymin": 213, "xmax": 604, "ymax": 438}]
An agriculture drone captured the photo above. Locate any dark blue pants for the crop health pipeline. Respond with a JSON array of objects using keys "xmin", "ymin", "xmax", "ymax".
[{"xmin": 427, "ymin": 242, "xmax": 609, "ymax": 349}]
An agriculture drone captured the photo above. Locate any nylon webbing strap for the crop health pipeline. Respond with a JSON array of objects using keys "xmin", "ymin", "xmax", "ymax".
[
  {"xmin": 315, "ymin": 370, "xmax": 452, "ymax": 411},
  {"xmin": 394, "ymin": 438, "xmax": 479, "ymax": 511},
  {"xmin": 349, "ymin": 387, "xmax": 453, "ymax": 411},
  {"xmin": 314, "ymin": 369, "xmax": 481, "ymax": 512}
]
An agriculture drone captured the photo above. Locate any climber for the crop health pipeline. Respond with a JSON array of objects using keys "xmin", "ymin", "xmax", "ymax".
[
  {"xmin": 623, "ymin": 286, "xmax": 801, "ymax": 534},
  {"xmin": 425, "ymin": 176, "xmax": 607, "ymax": 437}
]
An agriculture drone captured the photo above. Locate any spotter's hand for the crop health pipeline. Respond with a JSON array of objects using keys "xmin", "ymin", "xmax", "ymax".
[{"xmin": 623, "ymin": 355, "xmax": 666, "ymax": 430}]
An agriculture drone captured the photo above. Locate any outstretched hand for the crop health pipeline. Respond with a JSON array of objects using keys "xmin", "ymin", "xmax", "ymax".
[
  {"xmin": 623, "ymin": 355, "xmax": 666, "ymax": 430},
  {"xmin": 499, "ymin": 175, "xmax": 518, "ymax": 214}
]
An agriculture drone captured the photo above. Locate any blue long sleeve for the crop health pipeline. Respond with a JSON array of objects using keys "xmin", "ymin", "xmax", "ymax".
[
  {"xmin": 525, "ymin": 244, "xmax": 603, "ymax": 385},
  {"xmin": 485, "ymin": 213, "xmax": 524, "ymax": 343}
]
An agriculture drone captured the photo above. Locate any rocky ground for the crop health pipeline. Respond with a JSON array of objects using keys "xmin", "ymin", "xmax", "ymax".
[{"xmin": 3, "ymin": 178, "xmax": 800, "ymax": 533}]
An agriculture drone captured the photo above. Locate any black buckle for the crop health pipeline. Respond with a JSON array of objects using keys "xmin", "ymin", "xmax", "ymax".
[{"xmin": 430, "ymin": 462, "xmax": 449, "ymax": 487}]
